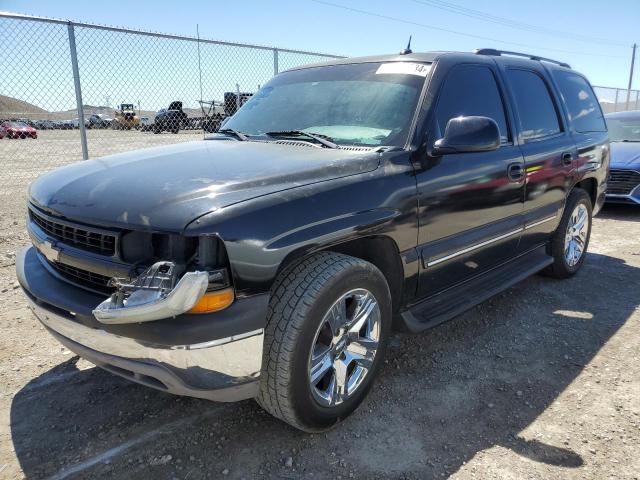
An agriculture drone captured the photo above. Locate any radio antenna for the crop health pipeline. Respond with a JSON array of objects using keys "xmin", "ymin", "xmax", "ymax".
[{"xmin": 400, "ymin": 35, "xmax": 413, "ymax": 55}]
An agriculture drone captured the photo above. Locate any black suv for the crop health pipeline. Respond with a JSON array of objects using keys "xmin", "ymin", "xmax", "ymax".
[
  {"xmin": 153, "ymin": 101, "xmax": 188, "ymax": 133},
  {"xmin": 17, "ymin": 49, "xmax": 608, "ymax": 432}
]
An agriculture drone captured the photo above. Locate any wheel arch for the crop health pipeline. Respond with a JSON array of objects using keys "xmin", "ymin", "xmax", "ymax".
[{"xmin": 276, "ymin": 235, "xmax": 405, "ymax": 313}]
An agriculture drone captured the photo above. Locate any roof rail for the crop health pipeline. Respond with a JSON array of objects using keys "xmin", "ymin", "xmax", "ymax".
[{"xmin": 474, "ymin": 48, "xmax": 571, "ymax": 68}]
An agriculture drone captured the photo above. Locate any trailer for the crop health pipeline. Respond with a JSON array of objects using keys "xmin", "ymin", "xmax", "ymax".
[{"xmin": 193, "ymin": 92, "xmax": 253, "ymax": 133}]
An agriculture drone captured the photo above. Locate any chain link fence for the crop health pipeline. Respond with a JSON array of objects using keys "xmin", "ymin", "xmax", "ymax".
[
  {"xmin": 2, "ymin": 12, "xmax": 639, "ymax": 198},
  {"xmin": 0, "ymin": 12, "xmax": 343, "ymax": 195},
  {"xmin": 593, "ymin": 86, "xmax": 640, "ymax": 114}
]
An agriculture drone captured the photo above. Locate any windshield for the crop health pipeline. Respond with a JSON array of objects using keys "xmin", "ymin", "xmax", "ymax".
[
  {"xmin": 11, "ymin": 122, "xmax": 28, "ymax": 127},
  {"xmin": 224, "ymin": 62, "xmax": 430, "ymax": 147},
  {"xmin": 607, "ymin": 117, "xmax": 640, "ymax": 142}
]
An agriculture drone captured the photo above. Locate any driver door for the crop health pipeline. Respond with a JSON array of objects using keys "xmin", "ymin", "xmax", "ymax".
[{"xmin": 414, "ymin": 63, "xmax": 525, "ymax": 298}]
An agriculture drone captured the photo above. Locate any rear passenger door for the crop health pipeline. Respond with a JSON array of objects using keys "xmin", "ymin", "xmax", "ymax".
[
  {"xmin": 550, "ymin": 69, "xmax": 608, "ymax": 209},
  {"xmin": 500, "ymin": 65, "xmax": 576, "ymax": 252},
  {"xmin": 415, "ymin": 63, "xmax": 525, "ymax": 298}
]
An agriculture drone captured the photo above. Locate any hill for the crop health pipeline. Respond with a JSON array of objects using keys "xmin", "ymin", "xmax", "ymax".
[{"xmin": 0, "ymin": 95, "xmax": 47, "ymax": 115}]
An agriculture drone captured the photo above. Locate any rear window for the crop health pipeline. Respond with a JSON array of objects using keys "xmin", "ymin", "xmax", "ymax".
[
  {"xmin": 506, "ymin": 69, "xmax": 561, "ymax": 141},
  {"xmin": 552, "ymin": 71, "xmax": 606, "ymax": 133}
]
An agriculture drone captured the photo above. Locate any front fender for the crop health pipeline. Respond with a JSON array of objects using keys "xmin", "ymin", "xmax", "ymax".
[{"xmin": 184, "ymin": 155, "xmax": 418, "ymax": 296}]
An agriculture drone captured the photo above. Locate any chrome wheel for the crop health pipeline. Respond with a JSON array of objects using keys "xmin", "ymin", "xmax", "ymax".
[
  {"xmin": 308, "ymin": 288, "xmax": 381, "ymax": 407},
  {"xmin": 564, "ymin": 203, "xmax": 589, "ymax": 267}
]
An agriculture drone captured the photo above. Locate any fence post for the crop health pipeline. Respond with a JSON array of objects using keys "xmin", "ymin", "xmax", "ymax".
[
  {"xmin": 614, "ymin": 89, "xmax": 620, "ymax": 112},
  {"xmin": 67, "ymin": 21, "xmax": 89, "ymax": 160},
  {"xmin": 273, "ymin": 48, "xmax": 279, "ymax": 76}
]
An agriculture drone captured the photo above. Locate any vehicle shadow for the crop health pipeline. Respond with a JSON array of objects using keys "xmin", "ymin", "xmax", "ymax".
[{"xmin": 9, "ymin": 251, "xmax": 638, "ymax": 479}]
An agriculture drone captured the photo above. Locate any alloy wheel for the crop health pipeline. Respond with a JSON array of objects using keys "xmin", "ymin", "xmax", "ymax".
[
  {"xmin": 564, "ymin": 203, "xmax": 589, "ymax": 267},
  {"xmin": 308, "ymin": 288, "xmax": 381, "ymax": 407}
]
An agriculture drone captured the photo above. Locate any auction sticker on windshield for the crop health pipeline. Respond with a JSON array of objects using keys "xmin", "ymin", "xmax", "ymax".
[{"xmin": 376, "ymin": 62, "xmax": 430, "ymax": 77}]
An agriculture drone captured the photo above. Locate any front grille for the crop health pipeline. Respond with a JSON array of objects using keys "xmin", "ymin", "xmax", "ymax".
[
  {"xmin": 29, "ymin": 208, "xmax": 116, "ymax": 256},
  {"xmin": 608, "ymin": 169, "xmax": 640, "ymax": 195},
  {"xmin": 48, "ymin": 260, "xmax": 114, "ymax": 294}
]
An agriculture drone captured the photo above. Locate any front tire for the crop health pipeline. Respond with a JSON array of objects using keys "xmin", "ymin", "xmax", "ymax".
[
  {"xmin": 545, "ymin": 188, "xmax": 592, "ymax": 278},
  {"xmin": 257, "ymin": 252, "xmax": 392, "ymax": 432}
]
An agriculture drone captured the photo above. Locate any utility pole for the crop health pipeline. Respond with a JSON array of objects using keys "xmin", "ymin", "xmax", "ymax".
[{"xmin": 626, "ymin": 43, "xmax": 636, "ymax": 110}]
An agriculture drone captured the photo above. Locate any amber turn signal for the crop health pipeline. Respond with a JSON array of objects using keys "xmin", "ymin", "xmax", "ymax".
[{"xmin": 188, "ymin": 288, "xmax": 234, "ymax": 314}]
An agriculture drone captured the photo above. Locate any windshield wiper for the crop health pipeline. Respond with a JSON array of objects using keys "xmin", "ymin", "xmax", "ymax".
[
  {"xmin": 264, "ymin": 130, "xmax": 339, "ymax": 149},
  {"xmin": 218, "ymin": 128, "xmax": 249, "ymax": 141}
]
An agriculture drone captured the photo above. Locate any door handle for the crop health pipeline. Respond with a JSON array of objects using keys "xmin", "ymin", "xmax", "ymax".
[
  {"xmin": 507, "ymin": 163, "xmax": 524, "ymax": 182},
  {"xmin": 562, "ymin": 152, "xmax": 573, "ymax": 166}
]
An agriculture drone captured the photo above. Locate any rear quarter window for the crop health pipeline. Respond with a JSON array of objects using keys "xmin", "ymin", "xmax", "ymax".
[{"xmin": 552, "ymin": 71, "xmax": 606, "ymax": 133}]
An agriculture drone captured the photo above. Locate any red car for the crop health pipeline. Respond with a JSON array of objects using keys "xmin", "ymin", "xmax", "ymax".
[{"xmin": 0, "ymin": 121, "xmax": 37, "ymax": 139}]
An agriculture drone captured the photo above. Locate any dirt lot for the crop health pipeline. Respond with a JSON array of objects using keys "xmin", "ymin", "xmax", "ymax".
[{"xmin": 0, "ymin": 132, "xmax": 639, "ymax": 479}]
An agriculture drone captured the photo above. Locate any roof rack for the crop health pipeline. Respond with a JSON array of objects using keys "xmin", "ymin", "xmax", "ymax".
[{"xmin": 474, "ymin": 48, "xmax": 571, "ymax": 68}]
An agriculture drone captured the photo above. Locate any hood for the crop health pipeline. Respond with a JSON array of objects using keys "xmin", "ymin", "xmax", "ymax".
[
  {"xmin": 29, "ymin": 140, "xmax": 380, "ymax": 232},
  {"xmin": 610, "ymin": 142, "xmax": 640, "ymax": 168}
]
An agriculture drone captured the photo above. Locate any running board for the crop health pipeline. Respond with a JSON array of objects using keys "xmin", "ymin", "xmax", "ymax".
[{"xmin": 401, "ymin": 246, "xmax": 553, "ymax": 332}]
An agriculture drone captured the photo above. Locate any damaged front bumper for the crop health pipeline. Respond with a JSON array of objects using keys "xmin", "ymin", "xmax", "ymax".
[{"xmin": 17, "ymin": 246, "xmax": 267, "ymax": 402}]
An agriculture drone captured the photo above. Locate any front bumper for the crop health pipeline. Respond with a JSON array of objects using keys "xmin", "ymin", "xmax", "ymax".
[
  {"xmin": 605, "ymin": 189, "xmax": 640, "ymax": 205},
  {"xmin": 606, "ymin": 169, "xmax": 640, "ymax": 205},
  {"xmin": 17, "ymin": 246, "xmax": 268, "ymax": 402}
]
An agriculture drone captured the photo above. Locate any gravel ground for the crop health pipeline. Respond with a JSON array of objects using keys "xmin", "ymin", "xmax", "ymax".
[{"xmin": 0, "ymin": 133, "xmax": 639, "ymax": 479}]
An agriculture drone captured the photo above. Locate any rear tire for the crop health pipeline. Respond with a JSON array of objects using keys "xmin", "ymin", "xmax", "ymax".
[
  {"xmin": 545, "ymin": 188, "xmax": 592, "ymax": 278},
  {"xmin": 257, "ymin": 252, "xmax": 392, "ymax": 432}
]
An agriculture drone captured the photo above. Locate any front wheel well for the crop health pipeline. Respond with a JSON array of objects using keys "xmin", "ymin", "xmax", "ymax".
[
  {"xmin": 324, "ymin": 236, "xmax": 404, "ymax": 313},
  {"xmin": 275, "ymin": 236, "xmax": 405, "ymax": 313}
]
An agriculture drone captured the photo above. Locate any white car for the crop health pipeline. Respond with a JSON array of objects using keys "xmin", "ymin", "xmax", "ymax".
[
  {"xmin": 138, "ymin": 116, "xmax": 154, "ymax": 132},
  {"xmin": 70, "ymin": 118, "xmax": 90, "ymax": 129}
]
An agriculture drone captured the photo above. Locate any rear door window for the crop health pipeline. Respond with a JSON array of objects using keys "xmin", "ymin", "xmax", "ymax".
[
  {"xmin": 552, "ymin": 71, "xmax": 606, "ymax": 133},
  {"xmin": 506, "ymin": 69, "xmax": 561, "ymax": 141},
  {"xmin": 435, "ymin": 64, "xmax": 510, "ymax": 143}
]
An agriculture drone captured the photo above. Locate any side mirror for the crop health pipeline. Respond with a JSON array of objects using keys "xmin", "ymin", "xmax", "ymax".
[{"xmin": 432, "ymin": 116, "xmax": 501, "ymax": 156}]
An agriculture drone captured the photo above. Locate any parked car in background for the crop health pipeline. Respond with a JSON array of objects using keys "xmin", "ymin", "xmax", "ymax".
[
  {"xmin": 71, "ymin": 117, "xmax": 90, "ymax": 129},
  {"xmin": 0, "ymin": 121, "xmax": 37, "ymax": 139},
  {"xmin": 87, "ymin": 114, "xmax": 113, "ymax": 129},
  {"xmin": 605, "ymin": 111, "xmax": 640, "ymax": 205},
  {"xmin": 138, "ymin": 116, "xmax": 154, "ymax": 132},
  {"xmin": 14, "ymin": 118, "xmax": 35, "ymax": 128},
  {"xmin": 153, "ymin": 101, "xmax": 188, "ymax": 133},
  {"xmin": 18, "ymin": 49, "xmax": 608, "ymax": 432},
  {"xmin": 33, "ymin": 120, "xmax": 56, "ymax": 130}
]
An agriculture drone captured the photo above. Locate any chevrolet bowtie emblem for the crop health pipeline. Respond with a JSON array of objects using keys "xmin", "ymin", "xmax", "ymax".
[{"xmin": 39, "ymin": 240, "xmax": 60, "ymax": 263}]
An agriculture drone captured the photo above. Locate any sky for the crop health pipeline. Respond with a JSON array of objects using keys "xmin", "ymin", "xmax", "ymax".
[{"xmin": 1, "ymin": 0, "xmax": 639, "ymax": 112}]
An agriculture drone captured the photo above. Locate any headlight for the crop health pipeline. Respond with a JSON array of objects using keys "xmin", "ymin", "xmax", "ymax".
[
  {"xmin": 94, "ymin": 234, "xmax": 235, "ymax": 323},
  {"xmin": 93, "ymin": 261, "xmax": 210, "ymax": 324}
]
